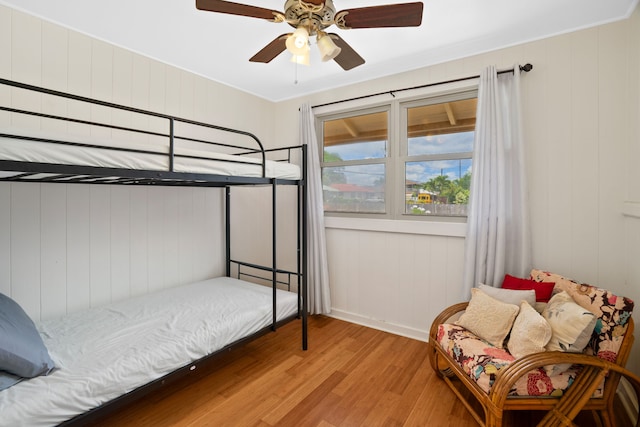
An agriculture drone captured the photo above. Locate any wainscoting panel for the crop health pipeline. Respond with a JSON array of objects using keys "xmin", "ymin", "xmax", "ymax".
[
  {"xmin": 0, "ymin": 182, "xmax": 224, "ymax": 322},
  {"xmin": 326, "ymin": 226, "xmax": 465, "ymax": 341}
]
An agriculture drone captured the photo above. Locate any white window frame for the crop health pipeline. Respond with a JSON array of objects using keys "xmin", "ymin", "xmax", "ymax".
[
  {"xmin": 315, "ymin": 80, "xmax": 478, "ymax": 234},
  {"xmin": 318, "ymin": 105, "xmax": 392, "ymax": 219},
  {"xmin": 397, "ymin": 89, "xmax": 477, "ymax": 221}
]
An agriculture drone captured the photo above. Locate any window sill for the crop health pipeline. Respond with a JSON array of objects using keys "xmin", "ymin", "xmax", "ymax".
[{"xmin": 323, "ymin": 216, "xmax": 467, "ymax": 237}]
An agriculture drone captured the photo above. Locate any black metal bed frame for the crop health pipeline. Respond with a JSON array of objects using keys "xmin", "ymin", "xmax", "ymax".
[{"xmin": 0, "ymin": 78, "xmax": 308, "ymax": 425}]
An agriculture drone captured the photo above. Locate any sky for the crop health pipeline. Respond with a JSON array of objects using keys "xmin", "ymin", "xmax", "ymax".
[{"xmin": 324, "ymin": 131, "xmax": 474, "ymax": 186}]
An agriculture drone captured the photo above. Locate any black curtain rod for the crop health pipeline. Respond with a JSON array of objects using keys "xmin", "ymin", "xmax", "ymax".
[{"xmin": 311, "ymin": 63, "xmax": 533, "ymax": 110}]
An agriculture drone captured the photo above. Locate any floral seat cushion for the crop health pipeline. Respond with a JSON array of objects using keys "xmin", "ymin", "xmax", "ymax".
[{"xmin": 436, "ymin": 324, "xmax": 601, "ymax": 397}]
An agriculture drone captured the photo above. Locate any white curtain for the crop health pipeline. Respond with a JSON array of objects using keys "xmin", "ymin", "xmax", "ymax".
[
  {"xmin": 461, "ymin": 65, "xmax": 531, "ymax": 299},
  {"xmin": 299, "ymin": 103, "xmax": 332, "ymax": 314}
]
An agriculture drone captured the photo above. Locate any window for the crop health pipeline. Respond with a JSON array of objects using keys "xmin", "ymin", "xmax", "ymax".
[
  {"xmin": 402, "ymin": 96, "xmax": 476, "ymax": 217},
  {"xmin": 319, "ymin": 90, "xmax": 476, "ymax": 220},
  {"xmin": 321, "ymin": 109, "xmax": 388, "ymax": 214}
]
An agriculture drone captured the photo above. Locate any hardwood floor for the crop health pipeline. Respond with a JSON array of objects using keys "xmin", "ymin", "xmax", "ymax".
[{"xmin": 89, "ymin": 316, "xmax": 628, "ymax": 427}]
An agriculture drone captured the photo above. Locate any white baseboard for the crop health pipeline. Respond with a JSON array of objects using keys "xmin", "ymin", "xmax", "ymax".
[
  {"xmin": 327, "ymin": 309, "xmax": 429, "ymax": 342},
  {"xmin": 618, "ymin": 377, "xmax": 639, "ymax": 424}
]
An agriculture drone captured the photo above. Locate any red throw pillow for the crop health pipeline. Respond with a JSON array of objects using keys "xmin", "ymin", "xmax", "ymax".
[{"xmin": 502, "ymin": 274, "xmax": 555, "ymax": 303}]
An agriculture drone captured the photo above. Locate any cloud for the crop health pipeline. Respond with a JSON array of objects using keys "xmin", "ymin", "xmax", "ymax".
[
  {"xmin": 341, "ymin": 164, "xmax": 385, "ymax": 186},
  {"xmin": 408, "ymin": 132, "xmax": 474, "ymax": 156},
  {"xmin": 325, "ymin": 140, "xmax": 386, "ymax": 161},
  {"xmin": 406, "ymin": 159, "xmax": 472, "ymax": 183}
]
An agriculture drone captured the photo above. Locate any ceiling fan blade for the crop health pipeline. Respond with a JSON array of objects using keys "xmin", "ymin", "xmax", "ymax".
[
  {"xmin": 328, "ymin": 34, "xmax": 365, "ymax": 71},
  {"xmin": 334, "ymin": 2, "xmax": 423, "ymax": 29},
  {"xmin": 196, "ymin": 0, "xmax": 282, "ymax": 21},
  {"xmin": 249, "ymin": 35, "xmax": 288, "ymax": 63}
]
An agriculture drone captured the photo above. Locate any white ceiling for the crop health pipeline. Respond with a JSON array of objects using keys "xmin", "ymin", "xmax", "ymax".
[{"xmin": 1, "ymin": 0, "xmax": 637, "ymax": 102}]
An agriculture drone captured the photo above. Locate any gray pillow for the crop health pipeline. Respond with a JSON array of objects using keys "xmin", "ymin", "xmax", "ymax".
[
  {"xmin": 0, "ymin": 371, "xmax": 23, "ymax": 391},
  {"xmin": 478, "ymin": 283, "xmax": 536, "ymax": 307},
  {"xmin": 0, "ymin": 293, "xmax": 55, "ymax": 390}
]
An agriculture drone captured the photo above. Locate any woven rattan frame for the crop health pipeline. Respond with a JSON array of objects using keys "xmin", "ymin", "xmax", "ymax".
[{"xmin": 428, "ymin": 302, "xmax": 639, "ymax": 427}]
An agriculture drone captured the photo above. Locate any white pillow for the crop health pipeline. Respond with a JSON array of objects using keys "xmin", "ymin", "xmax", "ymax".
[
  {"xmin": 508, "ymin": 300, "xmax": 552, "ymax": 359},
  {"xmin": 478, "ymin": 283, "xmax": 536, "ymax": 307},
  {"xmin": 543, "ymin": 291, "xmax": 597, "ymax": 353},
  {"xmin": 456, "ymin": 288, "xmax": 520, "ymax": 348},
  {"xmin": 542, "ymin": 291, "xmax": 597, "ymax": 375}
]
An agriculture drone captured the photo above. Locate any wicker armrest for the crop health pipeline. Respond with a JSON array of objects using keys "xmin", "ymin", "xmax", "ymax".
[
  {"xmin": 428, "ymin": 302, "xmax": 468, "ymax": 341},
  {"xmin": 427, "ymin": 302, "xmax": 468, "ymax": 375},
  {"xmin": 489, "ymin": 352, "xmax": 640, "ymax": 426}
]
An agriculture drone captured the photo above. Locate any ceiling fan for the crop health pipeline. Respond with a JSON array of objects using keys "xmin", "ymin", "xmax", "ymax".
[{"xmin": 196, "ymin": 0, "xmax": 423, "ymax": 70}]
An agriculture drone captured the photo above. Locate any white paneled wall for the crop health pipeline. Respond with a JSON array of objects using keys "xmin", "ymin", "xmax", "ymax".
[
  {"xmin": 326, "ymin": 228, "xmax": 464, "ymax": 339},
  {"xmin": 0, "ymin": 5, "xmax": 275, "ymax": 137},
  {"xmin": 0, "ymin": 183, "xmax": 224, "ymax": 321},
  {"xmin": 623, "ymin": 4, "xmax": 640, "ymax": 375}
]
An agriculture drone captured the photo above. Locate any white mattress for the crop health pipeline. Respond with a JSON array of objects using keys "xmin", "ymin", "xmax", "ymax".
[
  {"xmin": 0, "ymin": 129, "xmax": 300, "ymax": 180},
  {"xmin": 0, "ymin": 277, "xmax": 299, "ymax": 427}
]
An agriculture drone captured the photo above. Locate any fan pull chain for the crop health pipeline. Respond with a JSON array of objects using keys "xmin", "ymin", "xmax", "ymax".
[{"xmin": 294, "ymin": 61, "xmax": 299, "ymax": 85}]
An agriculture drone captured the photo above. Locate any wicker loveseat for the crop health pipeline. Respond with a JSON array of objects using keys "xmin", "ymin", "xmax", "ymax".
[{"xmin": 428, "ymin": 269, "xmax": 640, "ymax": 427}]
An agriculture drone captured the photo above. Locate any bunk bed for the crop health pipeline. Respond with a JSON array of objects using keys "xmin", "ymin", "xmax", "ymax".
[{"xmin": 0, "ymin": 77, "xmax": 308, "ymax": 426}]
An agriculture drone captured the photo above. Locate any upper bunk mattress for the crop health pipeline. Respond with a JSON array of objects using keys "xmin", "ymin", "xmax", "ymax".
[
  {"xmin": 0, "ymin": 128, "xmax": 300, "ymax": 180},
  {"xmin": 0, "ymin": 277, "xmax": 299, "ymax": 427}
]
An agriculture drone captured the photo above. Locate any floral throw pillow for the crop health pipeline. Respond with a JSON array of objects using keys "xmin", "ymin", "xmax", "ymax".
[{"xmin": 530, "ymin": 269, "xmax": 634, "ymax": 362}]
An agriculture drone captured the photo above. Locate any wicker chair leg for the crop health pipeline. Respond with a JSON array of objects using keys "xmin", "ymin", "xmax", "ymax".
[
  {"xmin": 593, "ymin": 409, "xmax": 608, "ymax": 427},
  {"xmin": 485, "ymin": 409, "xmax": 503, "ymax": 427},
  {"xmin": 599, "ymin": 406, "xmax": 614, "ymax": 427},
  {"xmin": 537, "ymin": 366, "xmax": 607, "ymax": 427}
]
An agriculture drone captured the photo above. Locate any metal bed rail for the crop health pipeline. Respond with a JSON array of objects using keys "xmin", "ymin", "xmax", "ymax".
[
  {"xmin": 0, "ymin": 77, "xmax": 274, "ymax": 178},
  {"xmin": 230, "ymin": 259, "xmax": 300, "ymax": 293}
]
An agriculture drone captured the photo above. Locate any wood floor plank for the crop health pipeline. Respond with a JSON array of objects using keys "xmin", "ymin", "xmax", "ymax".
[
  {"xmin": 89, "ymin": 316, "xmax": 629, "ymax": 427},
  {"xmin": 259, "ymin": 319, "xmax": 367, "ymax": 425},
  {"xmin": 270, "ymin": 371, "xmax": 348, "ymax": 427}
]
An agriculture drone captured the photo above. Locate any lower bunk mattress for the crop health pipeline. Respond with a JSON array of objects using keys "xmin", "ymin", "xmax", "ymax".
[{"xmin": 0, "ymin": 276, "xmax": 299, "ymax": 427}]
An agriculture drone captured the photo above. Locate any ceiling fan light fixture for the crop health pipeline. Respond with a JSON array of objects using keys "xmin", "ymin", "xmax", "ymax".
[
  {"xmin": 286, "ymin": 27, "xmax": 310, "ymax": 55},
  {"xmin": 196, "ymin": 0, "xmax": 423, "ymax": 72},
  {"xmin": 317, "ymin": 32, "xmax": 341, "ymax": 62},
  {"xmin": 290, "ymin": 51, "xmax": 310, "ymax": 66}
]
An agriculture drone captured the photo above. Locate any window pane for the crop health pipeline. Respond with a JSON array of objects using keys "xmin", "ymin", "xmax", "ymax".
[
  {"xmin": 408, "ymin": 131, "xmax": 474, "ymax": 156},
  {"xmin": 323, "ymin": 164, "xmax": 385, "ymax": 213},
  {"xmin": 407, "ymin": 98, "xmax": 476, "ymax": 156},
  {"xmin": 324, "ymin": 140, "xmax": 386, "ymax": 162},
  {"xmin": 323, "ymin": 111, "xmax": 387, "ymax": 161},
  {"xmin": 405, "ymin": 159, "xmax": 471, "ymax": 216}
]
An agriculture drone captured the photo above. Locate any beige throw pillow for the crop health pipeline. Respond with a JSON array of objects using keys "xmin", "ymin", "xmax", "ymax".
[
  {"xmin": 508, "ymin": 300, "xmax": 552, "ymax": 359},
  {"xmin": 456, "ymin": 289, "xmax": 520, "ymax": 348}
]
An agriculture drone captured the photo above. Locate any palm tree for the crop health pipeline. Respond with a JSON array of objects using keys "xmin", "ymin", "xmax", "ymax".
[{"xmin": 423, "ymin": 175, "xmax": 451, "ymax": 195}]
